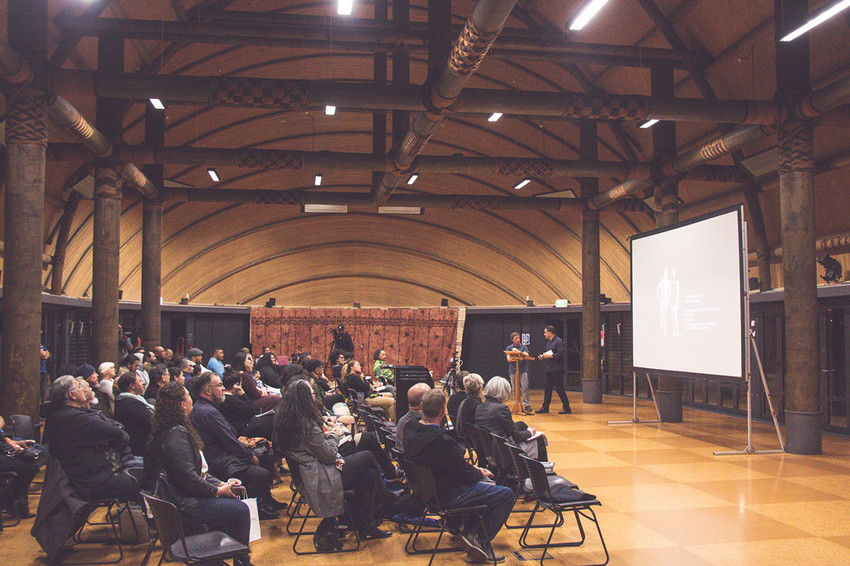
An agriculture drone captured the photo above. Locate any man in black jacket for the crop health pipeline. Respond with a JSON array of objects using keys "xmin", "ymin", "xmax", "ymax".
[
  {"xmin": 403, "ymin": 389, "xmax": 513, "ymax": 563},
  {"xmin": 44, "ymin": 375, "xmax": 139, "ymax": 501},
  {"xmin": 536, "ymin": 325, "xmax": 571, "ymax": 414},
  {"xmin": 113, "ymin": 371, "xmax": 155, "ymax": 456},
  {"xmin": 188, "ymin": 372, "xmax": 281, "ymax": 519}
]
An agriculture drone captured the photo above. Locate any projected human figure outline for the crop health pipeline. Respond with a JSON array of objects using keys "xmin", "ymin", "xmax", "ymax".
[
  {"xmin": 670, "ymin": 268, "xmax": 680, "ymax": 337},
  {"xmin": 656, "ymin": 268, "xmax": 672, "ymax": 337}
]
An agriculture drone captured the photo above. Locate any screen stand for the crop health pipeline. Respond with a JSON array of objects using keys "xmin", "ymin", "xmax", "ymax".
[
  {"xmin": 714, "ymin": 331, "xmax": 785, "ymax": 456},
  {"xmin": 608, "ymin": 371, "xmax": 662, "ymax": 425}
]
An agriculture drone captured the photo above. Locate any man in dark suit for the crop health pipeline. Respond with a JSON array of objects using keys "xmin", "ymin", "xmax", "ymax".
[{"xmin": 536, "ymin": 325, "xmax": 571, "ymax": 414}]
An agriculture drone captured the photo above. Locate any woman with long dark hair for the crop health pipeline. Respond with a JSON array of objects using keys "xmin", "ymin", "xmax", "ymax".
[
  {"xmin": 232, "ymin": 350, "xmax": 279, "ymax": 412},
  {"xmin": 340, "ymin": 360, "xmax": 395, "ymax": 421},
  {"xmin": 273, "ymin": 380, "xmax": 393, "ymax": 540},
  {"xmin": 142, "ymin": 381, "xmax": 254, "ymax": 566}
]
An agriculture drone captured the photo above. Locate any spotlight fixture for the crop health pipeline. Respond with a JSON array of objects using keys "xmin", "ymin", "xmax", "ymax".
[
  {"xmin": 406, "ymin": 173, "xmax": 419, "ymax": 185},
  {"xmin": 569, "ymin": 0, "xmax": 611, "ymax": 31},
  {"xmin": 818, "ymin": 253, "xmax": 843, "ymax": 284},
  {"xmin": 513, "ymin": 178, "xmax": 532, "ymax": 190},
  {"xmin": 265, "ymin": 297, "xmax": 276, "ymax": 308},
  {"xmin": 325, "ymin": 105, "xmax": 336, "ymax": 116},
  {"xmin": 748, "ymin": 277, "xmax": 760, "ymax": 291},
  {"xmin": 180, "ymin": 294, "xmax": 189, "ymax": 305},
  {"xmin": 599, "ymin": 293, "xmax": 612, "ymax": 304},
  {"xmin": 440, "ymin": 298, "xmax": 449, "ymax": 307},
  {"xmin": 488, "ymin": 112, "xmax": 503, "ymax": 122},
  {"xmin": 314, "ymin": 173, "xmax": 323, "ymax": 186},
  {"xmin": 781, "ymin": 0, "xmax": 850, "ymax": 42},
  {"xmin": 207, "ymin": 168, "xmax": 220, "ymax": 182},
  {"xmin": 353, "ymin": 302, "xmax": 361, "ymax": 308},
  {"xmin": 337, "ymin": 0, "xmax": 354, "ymax": 16},
  {"xmin": 149, "ymin": 98, "xmax": 165, "ymax": 110},
  {"xmin": 639, "ymin": 118, "xmax": 659, "ymax": 129},
  {"xmin": 302, "ymin": 203, "xmax": 349, "ymax": 213}
]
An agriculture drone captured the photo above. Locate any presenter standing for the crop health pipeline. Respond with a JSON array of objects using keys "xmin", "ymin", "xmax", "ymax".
[
  {"xmin": 536, "ymin": 325, "xmax": 571, "ymax": 414},
  {"xmin": 505, "ymin": 332, "xmax": 532, "ymax": 414}
]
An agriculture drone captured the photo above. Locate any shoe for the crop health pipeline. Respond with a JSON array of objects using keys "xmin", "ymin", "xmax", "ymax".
[
  {"xmin": 233, "ymin": 555, "xmax": 255, "ymax": 566},
  {"xmin": 535, "ymin": 408, "xmax": 549, "ymax": 414},
  {"xmin": 360, "ymin": 526, "xmax": 393, "ymax": 539},
  {"xmin": 558, "ymin": 408, "xmax": 572, "ymax": 414},
  {"xmin": 258, "ymin": 504, "xmax": 280, "ymax": 520},
  {"xmin": 459, "ymin": 529, "xmax": 488, "ymax": 563},
  {"xmin": 13, "ymin": 498, "xmax": 33, "ymax": 519},
  {"xmin": 266, "ymin": 495, "xmax": 289, "ymax": 510}
]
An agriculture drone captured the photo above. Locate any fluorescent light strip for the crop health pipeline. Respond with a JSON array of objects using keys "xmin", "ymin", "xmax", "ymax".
[
  {"xmin": 406, "ymin": 173, "xmax": 419, "ymax": 185},
  {"xmin": 325, "ymin": 105, "xmax": 336, "ymax": 116},
  {"xmin": 149, "ymin": 98, "xmax": 165, "ymax": 110},
  {"xmin": 378, "ymin": 206, "xmax": 423, "ymax": 215},
  {"xmin": 513, "ymin": 178, "xmax": 532, "ymax": 190},
  {"xmin": 207, "ymin": 168, "xmax": 220, "ymax": 182},
  {"xmin": 303, "ymin": 204, "xmax": 348, "ymax": 213},
  {"xmin": 314, "ymin": 173, "xmax": 323, "ymax": 186},
  {"xmin": 639, "ymin": 119, "xmax": 659, "ymax": 129},
  {"xmin": 781, "ymin": 0, "xmax": 850, "ymax": 41},
  {"xmin": 569, "ymin": 0, "xmax": 610, "ymax": 31},
  {"xmin": 337, "ymin": 0, "xmax": 353, "ymax": 16},
  {"xmin": 488, "ymin": 112, "xmax": 503, "ymax": 122}
]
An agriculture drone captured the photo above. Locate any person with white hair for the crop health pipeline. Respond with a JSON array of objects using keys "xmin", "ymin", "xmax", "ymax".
[
  {"xmin": 98, "ymin": 361, "xmax": 117, "ymax": 401},
  {"xmin": 475, "ymin": 376, "xmax": 548, "ymax": 460}
]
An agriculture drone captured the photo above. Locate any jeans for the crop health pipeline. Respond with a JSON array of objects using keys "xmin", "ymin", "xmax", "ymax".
[
  {"xmin": 446, "ymin": 481, "xmax": 514, "ymax": 543},
  {"xmin": 185, "ymin": 496, "xmax": 251, "ymax": 548},
  {"xmin": 542, "ymin": 370, "xmax": 570, "ymax": 410}
]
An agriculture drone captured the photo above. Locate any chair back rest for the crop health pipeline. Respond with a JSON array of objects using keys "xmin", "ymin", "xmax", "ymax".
[
  {"xmin": 467, "ymin": 425, "xmax": 493, "ymax": 467},
  {"xmin": 283, "ymin": 454, "xmax": 303, "ymax": 490},
  {"xmin": 490, "ymin": 434, "xmax": 515, "ymax": 477},
  {"xmin": 141, "ymin": 493, "xmax": 185, "ymax": 550},
  {"xmin": 401, "ymin": 458, "xmax": 442, "ymax": 510},
  {"xmin": 504, "ymin": 442, "xmax": 530, "ymax": 483},
  {"xmin": 519, "ymin": 454, "xmax": 551, "ymax": 501},
  {"xmin": 10, "ymin": 414, "xmax": 37, "ymax": 441}
]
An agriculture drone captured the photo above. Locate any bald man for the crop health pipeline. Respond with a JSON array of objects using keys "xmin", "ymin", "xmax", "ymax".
[{"xmin": 396, "ymin": 382, "xmax": 432, "ymax": 452}]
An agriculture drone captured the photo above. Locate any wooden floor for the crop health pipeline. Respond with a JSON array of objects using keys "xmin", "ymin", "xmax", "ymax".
[{"xmin": 6, "ymin": 392, "xmax": 850, "ymax": 565}]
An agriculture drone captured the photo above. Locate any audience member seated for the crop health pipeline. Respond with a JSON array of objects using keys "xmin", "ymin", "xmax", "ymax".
[
  {"xmin": 395, "ymin": 382, "xmax": 431, "ymax": 452},
  {"xmin": 98, "ymin": 361, "xmax": 117, "ymax": 405},
  {"xmin": 188, "ymin": 372, "xmax": 281, "ymax": 519},
  {"xmin": 372, "ymin": 348, "xmax": 396, "ymax": 388},
  {"xmin": 75, "ymin": 363, "xmax": 110, "ymax": 413},
  {"xmin": 219, "ymin": 372, "xmax": 274, "ymax": 440},
  {"xmin": 330, "ymin": 351, "xmax": 348, "ymax": 382},
  {"xmin": 446, "ymin": 370, "xmax": 471, "ymax": 423},
  {"xmin": 476, "ymin": 376, "xmax": 547, "ymax": 461},
  {"xmin": 142, "ymin": 381, "xmax": 254, "ymax": 566},
  {"xmin": 44, "ymin": 375, "xmax": 139, "ymax": 502},
  {"xmin": 304, "ymin": 359, "xmax": 348, "ymax": 414},
  {"xmin": 254, "ymin": 353, "xmax": 283, "ymax": 390},
  {"xmin": 0, "ymin": 417, "xmax": 39, "ymax": 518},
  {"xmin": 186, "ymin": 348, "xmax": 209, "ymax": 374},
  {"xmin": 273, "ymin": 380, "xmax": 394, "ymax": 540},
  {"xmin": 403, "ymin": 389, "xmax": 513, "ymax": 563},
  {"xmin": 456, "ymin": 373, "xmax": 485, "ymax": 437},
  {"xmin": 113, "ymin": 371, "xmax": 155, "ymax": 457},
  {"xmin": 232, "ymin": 351, "xmax": 279, "ymax": 412},
  {"xmin": 206, "ymin": 347, "xmax": 226, "ymax": 378},
  {"xmin": 168, "ymin": 365, "xmax": 184, "ymax": 386},
  {"xmin": 180, "ymin": 358, "xmax": 197, "ymax": 390},
  {"xmin": 341, "ymin": 360, "xmax": 395, "ymax": 421},
  {"xmin": 144, "ymin": 364, "xmax": 169, "ymax": 404}
]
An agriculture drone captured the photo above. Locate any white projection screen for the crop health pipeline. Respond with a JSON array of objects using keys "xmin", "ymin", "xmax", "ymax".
[{"xmin": 631, "ymin": 205, "xmax": 745, "ymax": 379}]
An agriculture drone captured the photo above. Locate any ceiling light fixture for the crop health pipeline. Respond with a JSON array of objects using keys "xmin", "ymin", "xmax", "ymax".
[
  {"xmin": 406, "ymin": 173, "xmax": 419, "ymax": 185},
  {"xmin": 302, "ymin": 203, "xmax": 348, "ymax": 214},
  {"xmin": 337, "ymin": 0, "xmax": 354, "ymax": 16},
  {"xmin": 513, "ymin": 178, "xmax": 532, "ymax": 190},
  {"xmin": 378, "ymin": 206, "xmax": 423, "ymax": 215},
  {"xmin": 325, "ymin": 105, "xmax": 336, "ymax": 116},
  {"xmin": 781, "ymin": 0, "xmax": 850, "ymax": 42},
  {"xmin": 149, "ymin": 98, "xmax": 165, "ymax": 110},
  {"xmin": 314, "ymin": 173, "xmax": 323, "ymax": 186},
  {"xmin": 569, "ymin": 0, "xmax": 611, "ymax": 31},
  {"xmin": 207, "ymin": 168, "xmax": 220, "ymax": 182},
  {"xmin": 488, "ymin": 112, "xmax": 503, "ymax": 122},
  {"xmin": 639, "ymin": 118, "xmax": 659, "ymax": 129}
]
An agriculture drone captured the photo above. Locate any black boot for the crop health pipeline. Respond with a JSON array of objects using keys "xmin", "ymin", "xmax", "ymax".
[{"xmin": 13, "ymin": 497, "xmax": 33, "ymax": 519}]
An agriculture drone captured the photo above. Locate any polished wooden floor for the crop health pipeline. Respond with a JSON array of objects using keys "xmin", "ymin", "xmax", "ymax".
[{"xmin": 6, "ymin": 393, "xmax": 850, "ymax": 565}]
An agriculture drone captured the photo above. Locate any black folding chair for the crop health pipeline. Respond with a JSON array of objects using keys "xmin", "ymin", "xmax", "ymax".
[
  {"xmin": 466, "ymin": 424, "xmax": 498, "ymax": 471},
  {"xmin": 285, "ymin": 456, "xmax": 361, "ymax": 554},
  {"xmin": 401, "ymin": 458, "xmax": 495, "ymax": 566},
  {"xmin": 0, "ymin": 472, "xmax": 21, "ymax": 531},
  {"xmin": 518, "ymin": 455, "xmax": 608, "ymax": 566},
  {"xmin": 142, "ymin": 493, "xmax": 248, "ymax": 566}
]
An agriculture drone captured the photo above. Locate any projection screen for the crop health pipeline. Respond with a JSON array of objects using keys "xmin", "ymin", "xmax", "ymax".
[{"xmin": 631, "ymin": 205, "xmax": 745, "ymax": 379}]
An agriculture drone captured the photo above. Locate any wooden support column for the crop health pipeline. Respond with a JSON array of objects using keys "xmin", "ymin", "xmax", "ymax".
[
  {"xmin": 651, "ymin": 61, "xmax": 683, "ymax": 422},
  {"xmin": 392, "ymin": 0, "xmax": 410, "ymax": 151},
  {"xmin": 580, "ymin": 119, "xmax": 602, "ymax": 404},
  {"xmin": 776, "ymin": 0, "xmax": 820, "ymax": 454},
  {"xmin": 141, "ymin": 101, "xmax": 164, "ymax": 351},
  {"xmin": 1, "ymin": 0, "xmax": 47, "ymax": 418},
  {"xmin": 91, "ymin": 32, "xmax": 123, "ymax": 365}
]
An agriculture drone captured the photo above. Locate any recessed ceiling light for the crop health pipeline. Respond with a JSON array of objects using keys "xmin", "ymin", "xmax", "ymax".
[
  {"xmin": 325, "ymin": 105, "xmax": 337, "ymax": 116},
  {"xmin": 781, "ymin": 0, "xmax": 850, "ymax": 42},
  {"xmin": 303, "ymin": 203, "xmax": 348, "ymax": 213},
  {"xmin": 639, "ymin": 119, "xmax": 659, "ymax": 129},
  {"xmin": 569, "ymin": 0, "xmax": 610, "ymax": 31},
  {"xmin": 207, "ymin": 168, "xmax": 220, "ymax": 182},
  {"xmin": 314, "ymin": 173, "xmax": 323, "ymax": 186},
  {"xmin": 337, "ymin": 0, "xmax": 354, "ymax": 16},
  {"xmin": 149, "ymin": 98, "xmax": 165, "ymax": 110},
  {"xmin": 488, "ymin": 113, "xmax": 503, "ymax": 122},
  {"xmin": 513, "ymin": 178, "xmax": 532, "ymax": 190},
  {"xmin": 406, "ymin": 173, "xmax": 419, "ymax": 185},
  {"xmin": 378, "ymin": 206, "xmax": 423, "ymax": 215}
]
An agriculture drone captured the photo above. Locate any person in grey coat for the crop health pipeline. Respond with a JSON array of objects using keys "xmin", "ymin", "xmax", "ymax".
[{"xmin": 273, "ymin": 380, "xmax": 393, "ymax": 539}]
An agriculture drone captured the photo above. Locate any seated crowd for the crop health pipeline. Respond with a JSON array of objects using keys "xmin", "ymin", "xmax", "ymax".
[{"xmin": 3, "ymin": 340, "xmax": 554, "ymax": 566}]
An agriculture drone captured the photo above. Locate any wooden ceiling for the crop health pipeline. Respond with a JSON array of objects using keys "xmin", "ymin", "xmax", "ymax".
[{"xmin": 4, "ymin": 0, "xmax": 850, "ymax": 307}]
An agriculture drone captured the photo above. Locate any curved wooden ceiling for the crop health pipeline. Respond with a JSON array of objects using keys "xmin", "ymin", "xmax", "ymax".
[{"xmin": 4, "ymin": 0, "xmax": 850, "ymax": 307}]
